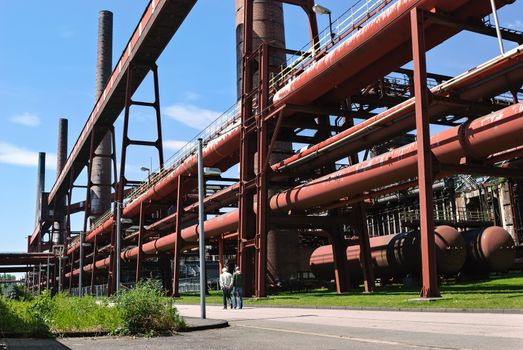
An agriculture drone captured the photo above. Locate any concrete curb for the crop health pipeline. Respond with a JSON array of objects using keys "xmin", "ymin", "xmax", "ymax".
[
  {"xmin": 0, "ymin": 318, "xmax": 229, "ymax": 338},
  {"xmin": 179, "ymin": 317, "xmax": 229, "ymax": 332},
  {"xmin": 177, "ymin": 302, "xmax": 523, "ymax": 314}
]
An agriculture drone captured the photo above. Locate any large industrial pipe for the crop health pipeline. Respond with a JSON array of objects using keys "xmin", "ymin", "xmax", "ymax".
[
  {"xmin": 90, "ymin": 10, "xmax": 113, "ymax": 218},
  {"xmin": 68, "ymin": 12, "xmax": 523, "ymax": 256},
  {"xmin": 274, "ymin": 44, "xmax": 523, "ymax": 172},
  {"xmin": 309, "ymin": 226, "xmax": 516, "ymax": 281},
  {"xmin": 309, "ymin": 226, "xmax": 467, "ymax": 281},
  {"xmin": 69, "ymin": 102, "xmax": 523, "ymax": 275},
  {"xmin": 272, "ymin": 0, "xmax": 514, "ymax": 107},
  {"xmin": 70, "ymin": 211, "xmax": 240, "ymax": 275},
  {"xmin": 270, "ymin": 103, "xmax": 523, "ymax": 213},
  {"xmin": 77, "ymin": 128, "xmax": 240, "ymax": 248}
]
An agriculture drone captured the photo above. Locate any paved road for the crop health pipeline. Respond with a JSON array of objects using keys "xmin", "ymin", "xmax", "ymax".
[
  {"xmin": 2, "ymin": 305, "xmax": 522, "ymax": 349},
  {"xmin": 174, "ymin": 304, "xmax": 523, "ymax": 350}
]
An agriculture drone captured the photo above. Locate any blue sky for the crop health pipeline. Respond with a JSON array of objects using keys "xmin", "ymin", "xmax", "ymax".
[{"xmin": 0, "ymin": 1, "xmax": 522, "ymax": 253}]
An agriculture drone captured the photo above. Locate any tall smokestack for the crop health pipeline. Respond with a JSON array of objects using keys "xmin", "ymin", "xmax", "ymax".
[
  {"xmin": 56, "ymin": 118, "xmax": 68, "ymax": 177},
  {"xmin": 35, "ymin": 152, "xmax": 46, "ymax": 227},
  {"xmin": 235, "ymin": 1, "xmax": 307, "ymax": 284},
  {"xmin": 235, "ymin": 0, "xmax": 286, "ymax": 98},
  {"xmin": 90, "ymin": 10, "xmax": 113, "ymax": 218},
  {"xmin": 53, "ymin": 118, "xmax": 68, "ymax": 244}
]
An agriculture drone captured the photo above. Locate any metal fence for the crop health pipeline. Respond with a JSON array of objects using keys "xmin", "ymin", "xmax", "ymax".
[
  {"xmin": 400, "ymin": 207, "xmax": 494, "ymax": 224},
  {"xmin": 70, "ymin": 284, "xmax": 108, "ymax": 297}
]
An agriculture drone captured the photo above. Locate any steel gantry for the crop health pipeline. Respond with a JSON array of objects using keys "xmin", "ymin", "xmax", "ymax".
[{"xmin": 22, "ymin": 0, "xmax": 523, "ymax": 300}]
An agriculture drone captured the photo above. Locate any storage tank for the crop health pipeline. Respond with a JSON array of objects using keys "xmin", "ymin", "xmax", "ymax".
[
  {"xmin": 310, "ymin": 226, "xmax": 466, "ymax": 281},
  {"xmin": 462, "ymin": 226, "xmax": 516, "ymax": 273}
]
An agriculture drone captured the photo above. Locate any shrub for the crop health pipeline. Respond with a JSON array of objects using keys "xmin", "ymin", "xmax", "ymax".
[
  {"xmin": 27, "ymin": 290, "xmax": 54, "ymax": 336},
  {"xmin": 113, "ymin": 279, "xmax": 184, "ymax": 335},
  {"xmin": 0, "ymin": 294, "xmax": 50, "ymax": 337}
]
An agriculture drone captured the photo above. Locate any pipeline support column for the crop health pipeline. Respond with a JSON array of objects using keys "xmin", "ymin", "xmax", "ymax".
[{"xmin": 411, "ymin": 7, "xmax": 440, "ymax": 298}]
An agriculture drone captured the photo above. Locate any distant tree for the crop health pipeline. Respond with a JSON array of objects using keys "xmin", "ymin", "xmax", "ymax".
[{"xmin": 0, "ymin": 273, "xmax": 16, "ymax": 281}]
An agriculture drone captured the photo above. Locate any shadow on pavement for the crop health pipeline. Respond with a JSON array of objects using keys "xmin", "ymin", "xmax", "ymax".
[{"xmin": 0, "ymin": 338, "xmax": 71, "ymax": 350}]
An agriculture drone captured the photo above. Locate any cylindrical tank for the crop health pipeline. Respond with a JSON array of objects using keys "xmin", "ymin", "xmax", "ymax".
[
  {"xmin": 434, "ymin": 225, "xmax": 467, "ymax": 275},
  {"xmin": 310, "ymin": 226, "xmax": 466, "ymax": 281},
  {"xmin": 90, "ymin": 10, "xmax": 113, "ymax": 218},
  {"xmin": 462, "ymin": 226, "xmax": 516, "ymax": 273}
]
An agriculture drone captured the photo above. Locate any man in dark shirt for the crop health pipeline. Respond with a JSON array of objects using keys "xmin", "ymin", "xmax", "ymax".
[{"xmin": 232, "ymin": 266, "xmax": 244, "ymax": 309}]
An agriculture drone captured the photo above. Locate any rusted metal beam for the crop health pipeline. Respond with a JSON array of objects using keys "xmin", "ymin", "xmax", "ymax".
[
  {"xmin": 135, "ymin": 202, "xmax": 146, "ymax": 284},
  {"xmin": 172, "ymin": 176, "xmax": 184, "ymax": 297},
  {"xmin": 354, "ymin": 203, "xmax": 375, "ymax": 293},
  {"xmin": 0, "ymin": 253, "xmax": 56, "ymax": 266},
  {"xmin": 411, "ymin": 7, "xmax": 440, "ymax": 298},
  {"xmin": 329, "ymin": 228, "xmax": 351, "ymax": 294}
]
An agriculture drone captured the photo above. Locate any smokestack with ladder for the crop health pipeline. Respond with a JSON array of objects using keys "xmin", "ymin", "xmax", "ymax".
[{"xmin": 235, "ymin": 0, "xmax": 307, "ymax": 286}]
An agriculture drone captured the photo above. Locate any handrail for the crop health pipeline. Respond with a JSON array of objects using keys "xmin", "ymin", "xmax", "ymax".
[{"xmin": 269, "ymin": 0, "xmax": 394, "ymax": 90}]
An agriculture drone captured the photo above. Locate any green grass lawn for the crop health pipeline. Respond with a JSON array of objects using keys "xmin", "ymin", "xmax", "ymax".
[{"xmin": 175, "ymin": 273, "xmax": 523, "ymax": 309}]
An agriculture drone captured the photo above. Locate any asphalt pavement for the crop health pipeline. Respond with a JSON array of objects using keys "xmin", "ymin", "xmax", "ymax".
[{"xmin": 2, "ymin": 305, "xmax": 522, "ymax": 349}]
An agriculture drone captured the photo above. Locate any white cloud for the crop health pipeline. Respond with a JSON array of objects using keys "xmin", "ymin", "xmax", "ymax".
[
  {"xmin": 164, "ymin": 104, "xmax": 221, "ymax": 130},
  {"xmin": 164, "ymin": 139, "xmax": 189, "ymax": 151},
  {"xmin": 10, "ymin": 113, "xmax": 41, "ymax": 127},
  {"xmin": 183, "ymin": 91, "xmax": 200, "ymax": 101},
  {"xmin": 0, "ymin": 142, "xmax": 56, "ymax": 170},
  {"xmin": 507, "ymin": 20, "xmax": 523, "ymax": 29}
]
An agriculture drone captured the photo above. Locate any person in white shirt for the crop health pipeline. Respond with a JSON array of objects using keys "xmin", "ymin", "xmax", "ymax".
[{"xmin": 219, "ymin": 267, "xmax": 233, "ymax": 309}]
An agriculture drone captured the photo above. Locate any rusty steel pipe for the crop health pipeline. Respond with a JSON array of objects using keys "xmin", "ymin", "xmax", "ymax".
[
  {"xmin": 70, "ymin": 44, "xmax": 523, "ymax": 255},
  {"xmin": 69, "ymin": 102, "xmax": 523, "ymax": 275},
  {"xmin": 65, "ymin": 127, "xmax": 240, "ymax": 253},
  {"xmin": 270, "ymin": 103, "xmax": 523, "ymax": 212},
  {"xmin": 63, "ymin": 8, "xmax": 523, "ymax": 256},
  {"xmin": 274, "ymin": 45, "xmax": 523, "ymax": 171},
  {"xmin": 68, "ymin": 211, "xmax": 239, "ymax": 276},
  {"xmin": 273, "ymin": 0, "xmax": 514, "ymax": 107}
]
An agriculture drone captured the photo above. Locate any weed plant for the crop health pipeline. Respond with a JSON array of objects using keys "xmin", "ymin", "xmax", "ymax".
[
  {"xmin": 0, "ymin": 280, "xmax": 184, "ymax": 337},
  {"xmin": 113, "ymin": 279, "xmax": 185, "ymax": 336}
]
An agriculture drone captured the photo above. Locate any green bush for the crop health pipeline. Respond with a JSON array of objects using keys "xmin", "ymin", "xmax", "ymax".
[
  {"xmin": 0, "ymin": 294, "xmax": 50, "ymax": 337},
  {"xmin": 28, "ymin": 290, "xmax": 56, "ymax": 334},
  {"xmin": 1, "ymin": 281, "xmax": 185, "ymax": 337},
  {"xmin": 113, "ymin": 279, "xmax": 185, "ymax": 335}
]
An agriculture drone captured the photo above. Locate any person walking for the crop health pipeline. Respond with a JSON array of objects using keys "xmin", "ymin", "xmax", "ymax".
[
  {"xmin": 219, "ymin": 267, "xmax": 233, "ymax": 309},
  {"xmin": 232, "ymin": 266, "xmax": 243, "ymax": 309}
]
